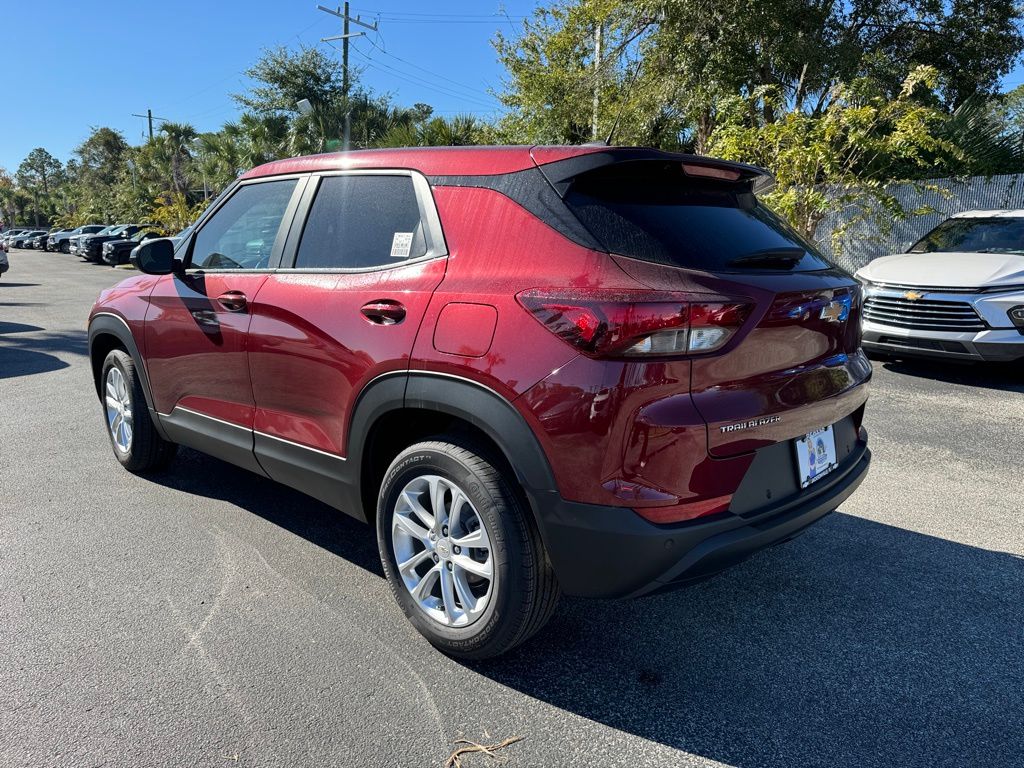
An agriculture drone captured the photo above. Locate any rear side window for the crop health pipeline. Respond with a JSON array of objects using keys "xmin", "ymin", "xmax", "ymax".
[
  {"xmin": 294, "ymin": 175, "xmax": 427, "ymax": 269},
  {"xmin": 563, "ymin": 161, "xmax": 834, "ymax": 272}
]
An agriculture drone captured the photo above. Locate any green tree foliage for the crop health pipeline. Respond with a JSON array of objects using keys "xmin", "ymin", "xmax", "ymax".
[
  {"xmin": 708, "ymin": 67, "xmax": 961, "ymax": 246},
  {"xmin": 493, "ymin": 0, "xmax": 671, "ymax": 145},
  {"xmin": 15, "ymin": 148, "xmax": 64, "ymax": 226},
  {"xmin": 496, "ymin": 0, "xmax": 1024, "ymax": 152}
]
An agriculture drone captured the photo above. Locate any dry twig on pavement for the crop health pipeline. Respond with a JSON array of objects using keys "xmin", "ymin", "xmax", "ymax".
[{"xmin": 444, "ymin": 735, "xmax": 523, "ymax": 768}]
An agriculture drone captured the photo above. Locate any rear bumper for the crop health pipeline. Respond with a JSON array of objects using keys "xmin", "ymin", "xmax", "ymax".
[
  {"xmin": 538, "ymin": 439, "xmax": 870, "ymax": 598},
  {"xmin": 862, "ymin": 326, "xmax": 1024, "ymax": 362}
]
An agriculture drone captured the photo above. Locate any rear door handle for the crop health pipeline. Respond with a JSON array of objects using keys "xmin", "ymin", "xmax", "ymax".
[
  {"xmin": 360, "ymin": 300, "xmax": 406, "ymax": 325},
  {"xmin": 217, "ymin": 291, "xmax": 248, "ymax": 312}
]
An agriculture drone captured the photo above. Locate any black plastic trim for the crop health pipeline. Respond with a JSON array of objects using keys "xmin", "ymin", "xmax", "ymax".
[
  {"xmin": 543, "ymin": 442, "xmax": 870, "ymax": 598},
  {"xmin": 159, "ymin": 407, "xmax": 266, "ymax": 476},
  {"xmin": 253, "ymin": 430, "xmax": 359, "ymax": 519}
]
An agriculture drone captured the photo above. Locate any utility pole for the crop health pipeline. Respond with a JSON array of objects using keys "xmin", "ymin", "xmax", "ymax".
[
  {"xmin": 592, "ymin": 23, "xmax": 602, "ymax": 141},
  {"xmin": 131, "ymin": 109, "xmax": 169, "ymax": 142},
  {"xmin": 317, "ymin": 3, "xmax": 377, "ymax": 149}
]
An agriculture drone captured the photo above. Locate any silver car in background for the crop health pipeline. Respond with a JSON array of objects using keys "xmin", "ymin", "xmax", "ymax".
[{"xmin": 856, "ymin": 210, "xmax": 1024, "ymax": 362}]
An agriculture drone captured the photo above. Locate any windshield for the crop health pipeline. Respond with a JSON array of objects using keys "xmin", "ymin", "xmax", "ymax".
[{"xmin": 909, "ymin": 217, "xmax": 1024, "ymax": 254}]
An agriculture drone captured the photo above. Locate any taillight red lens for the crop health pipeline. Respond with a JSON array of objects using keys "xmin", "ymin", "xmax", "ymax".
[{"xmin": 517, "ymin": 290, "xmax": 751, "ymax": 357}]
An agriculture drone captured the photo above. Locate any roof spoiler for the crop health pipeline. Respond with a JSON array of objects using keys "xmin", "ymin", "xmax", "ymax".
[{"xmin": 531, "ymin": 148, "xmax": 773, "ymax": 198}]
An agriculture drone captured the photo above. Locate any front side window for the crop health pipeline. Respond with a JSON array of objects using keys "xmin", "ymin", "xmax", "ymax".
[
  {"xmin": 909, "ymin": 217, "xmax": 1024, "ymax": 254},
  {"xmin": 294, "ymin": 175, "xmax": 427, "ymax": 269},
  {"xmin": 190, "ymin": 179, "xmax": 297, "ymax": 270}
]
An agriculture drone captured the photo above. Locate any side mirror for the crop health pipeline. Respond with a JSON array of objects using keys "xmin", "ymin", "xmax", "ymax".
[{"xmin": 131, "ymin": 238, "xmax": 180, "ymax": 275}]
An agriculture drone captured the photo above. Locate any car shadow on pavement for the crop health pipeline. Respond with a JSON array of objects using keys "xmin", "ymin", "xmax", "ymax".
[
  {"xmin": 137, "ymin": 447, "xmax": 1023, "ymax": 767},
  {"xmin": 0, "ymin": 329, "xmax": 88, "ymax": 379},
  {"xmin": 0, "ymin": 321, "xmax": 43, "ymax": 335},
  {"xmin": 0, "ymin": 282, "xmax": 41, "ymax": 288},
  {"xmin": 877, "ymin": 357, "xmax": 1024, "ymax": 393},
  {"xmin": 471, "ymin": 513, "xmax": 1024, "ymax": 768},
  {"xmin": 151, "ymin": 447, "xmax": 384, "ymax": 577}
]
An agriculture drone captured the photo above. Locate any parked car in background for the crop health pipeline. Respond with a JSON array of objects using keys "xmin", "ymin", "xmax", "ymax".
[
  {"xmin": 87, "ymin": 146, "xmax": 871, "ymax": 659},
  {"xmin": 53, "ymin": 225, "xmax": 104, "ymax": 254},
  {"xmin": 12, "ymin": 230, "xmax": 48, "ymax": 248},
  {"xmin": 2, "ymin": 229, "xmax": 30, "ymax": 248},
  {"xmin": 80, "ymin": 225, "xmax": 146, "ymax": 262},
  {"xmin": 857, "ymin": 209, "xmax": 1024, "ymax": 362},
  {"xmin": 41, "ymin": 229, "xmax": 70, "ymax": 251},
  {"xmin": 31, "ymin": 230, "xmax": 60, "ymax": 249},
  {"xmin": 101, "ymin": 228, "xmax": 162, "ymax": 266},
  {"xmin": 71, "ymin": 225, "xmax": 121, "ymax": 256}
]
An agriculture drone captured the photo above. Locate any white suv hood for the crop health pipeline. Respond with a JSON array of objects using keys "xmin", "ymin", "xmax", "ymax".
[{"xmin": 857, "ymin": 251, "xmax": 1024, "ymax": 288}]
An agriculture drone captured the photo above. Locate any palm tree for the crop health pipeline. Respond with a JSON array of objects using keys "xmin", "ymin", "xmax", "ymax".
[
  {"xmin": 158, "ymin": 122, "xmax": 198, "ymax": 195},
  {"xmin": 225, "ymin": 114, "xmax": 290, "ymax": 168}
]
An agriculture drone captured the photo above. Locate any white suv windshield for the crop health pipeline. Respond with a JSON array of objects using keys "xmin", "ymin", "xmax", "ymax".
[{"xmin": 909, "ymin": 217, "xmax": 1024, "ymax": 254}]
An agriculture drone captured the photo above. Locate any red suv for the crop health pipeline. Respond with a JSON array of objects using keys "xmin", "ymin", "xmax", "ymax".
[{"xmin": 88, "ymin": 146, "xmax": 871, "ymax": 658}]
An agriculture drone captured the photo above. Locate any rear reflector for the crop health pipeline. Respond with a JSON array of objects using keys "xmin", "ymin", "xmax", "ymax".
[{"xmin": 517, "ymin": 289, "xmax": 751, "ymax": 358}]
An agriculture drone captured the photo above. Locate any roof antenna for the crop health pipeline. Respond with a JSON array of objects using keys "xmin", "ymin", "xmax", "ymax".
[{"xmin": 604, "ymin": 56, "xmax": 644, "ymax": 147}]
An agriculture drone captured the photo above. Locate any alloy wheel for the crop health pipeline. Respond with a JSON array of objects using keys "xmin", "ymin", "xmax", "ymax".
[
  {"xmin": 104, "ymin": 366, "xmax": 133, "ymax": 452},
  {"xmin": 391, "ymin": 474, "xmax": 494, "ymax": 627}
]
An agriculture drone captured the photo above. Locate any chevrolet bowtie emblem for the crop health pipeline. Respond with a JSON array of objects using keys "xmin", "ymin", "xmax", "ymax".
[
  {"xmin": 903, "ymin": 290, "xmax": 925, "ymax": 301},
  {"xmin": 819, "ymin": 297, "xmax": 851, "ymax": 323}
]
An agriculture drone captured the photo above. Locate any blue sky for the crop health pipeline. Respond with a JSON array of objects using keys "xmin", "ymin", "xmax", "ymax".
[
  {"xmin": 0, "ymin": 0, "xmax": 540, "ymax": 171},
  {"xmin": 3, "ymin": 1, "xmax": 1024, "ymax": 172}
]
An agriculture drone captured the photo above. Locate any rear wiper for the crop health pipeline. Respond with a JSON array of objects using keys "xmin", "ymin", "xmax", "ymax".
[{"xmin": 727, "ymin": 247, "xmax": 805, "ymax": 269}]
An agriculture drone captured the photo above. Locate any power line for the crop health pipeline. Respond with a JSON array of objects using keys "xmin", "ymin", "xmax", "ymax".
[
  {"xmin": 317, "ymin": 2, "xmax": 379, "ymax": 148},
  {"xmin": 348, "ymin": 44, "xmax": 502, "ymax": 109},
  {"xmin": 351, "ymin": 8, "xmax": 527, "ymax": 19},
  {"xmin": 361, "ymin": 35, "xmax": 495, "ymax": 99},
  {"xmin": 130, "ymin": 110, "xmax": 170, "ymax": 141}
]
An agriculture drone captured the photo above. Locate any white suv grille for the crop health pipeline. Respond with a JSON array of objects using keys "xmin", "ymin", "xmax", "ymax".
[{"xmin": 863, "ymin": 295, "xmax": 986, "ymax": 332}]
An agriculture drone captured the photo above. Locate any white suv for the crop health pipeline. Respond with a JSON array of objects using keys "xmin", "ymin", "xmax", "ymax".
[{"xmin": 856, "ymin": 209, "xmax": 1024, "ymax": 362}]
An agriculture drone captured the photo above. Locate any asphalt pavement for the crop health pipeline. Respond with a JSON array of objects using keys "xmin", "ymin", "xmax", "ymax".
[{"xmin": 1, "ymin": 249, "xmax": 1022, "ymax": 768}]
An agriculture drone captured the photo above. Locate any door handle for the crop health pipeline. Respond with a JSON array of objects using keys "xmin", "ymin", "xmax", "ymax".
[
  {"xmin": 217, "ymin": 291, "xmax": 248, "ymax": 312},
  {"xmin": 360, "ymin": 300, "xmax": 406, "ymax": 325}
]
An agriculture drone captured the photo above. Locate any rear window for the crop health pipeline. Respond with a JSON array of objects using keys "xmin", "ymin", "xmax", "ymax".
[{"xmin": 563, "ymin": 161, "xmax": 834, "ymax": 272}]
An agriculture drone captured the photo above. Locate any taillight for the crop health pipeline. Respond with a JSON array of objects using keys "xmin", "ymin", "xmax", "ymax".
[{"xmin": 516, "ymin": 289, "xmax": 751, "ymax": 357}]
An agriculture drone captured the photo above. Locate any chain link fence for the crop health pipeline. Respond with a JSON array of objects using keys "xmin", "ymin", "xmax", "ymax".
[{"xmin": 813, "ymin": 174, "xmax": 1024, "ymax": 274}]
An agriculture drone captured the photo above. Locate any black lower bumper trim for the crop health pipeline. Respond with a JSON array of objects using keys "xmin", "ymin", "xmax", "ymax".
[
  {"xmin": 863, "ymin": 331, "xmax": 1024, "ymax": 362},
  {"xmin": 536, "ymin": 442, "xmax": 870, "ymax": 599}
]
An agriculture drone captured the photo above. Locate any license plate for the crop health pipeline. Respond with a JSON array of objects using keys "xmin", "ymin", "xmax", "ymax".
[{"xmin": 795, "ymin": 425, "xmax": 838, "ymax": 488}]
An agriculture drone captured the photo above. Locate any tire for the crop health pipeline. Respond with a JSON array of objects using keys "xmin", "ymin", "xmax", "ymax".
[
  {"xmin": 60, "ymin": 241, "xmax": 69, "ymax": 254},
  {"xmin": 376, "ymin": 439, "xmax": 559, "ymax": 660},
  {"xmin": 100, "ymin": 349, "xmax": 177, "ymax": 472}
]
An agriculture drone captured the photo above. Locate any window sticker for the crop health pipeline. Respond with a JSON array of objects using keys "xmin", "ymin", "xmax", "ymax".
[{"xmin": 390, "ymin": 232, "xmax": 414, "ymax": 259}]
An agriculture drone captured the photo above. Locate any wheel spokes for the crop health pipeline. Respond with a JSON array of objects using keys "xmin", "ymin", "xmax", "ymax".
[
  {"xmin": 452, "ymin": 552, "xmax": 492, "ymax": 579},
  {"xmin": 450, "ymin": 527, "xmax": 488, "ymax": 550},
  {"xmin": 400, "ymin": 489, "xmax": 435, "ymax": 531},
  {"xmin": 397, "ymin": 548, "xmax": 432, "ymax": 575},
  {"xmin": 410, "ymin": 564, "xmax": 441, "ymax": 601},
  {"xmin": 393, "ymin": 511, "xmax": 430, "ymax": 543},
  {"xmin": 428, "ymin": 476, "xmax": 449, "ymax": 528},
  {"xmin": 439, "ymin": 566, "xmax": 462, "ymax": 623},
  {"xmin": 391, "ymin": 473, "xmax": 495, "ymax": 628}
]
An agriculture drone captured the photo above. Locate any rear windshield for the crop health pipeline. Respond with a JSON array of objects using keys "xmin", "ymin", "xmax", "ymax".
[
  {"xmin": 909, "ymin": 217, "xmax": 1024, "ymax": 254},
  {"xmin": 563, "ymin": 161, "xmax": 834, "ymax": 272}
]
